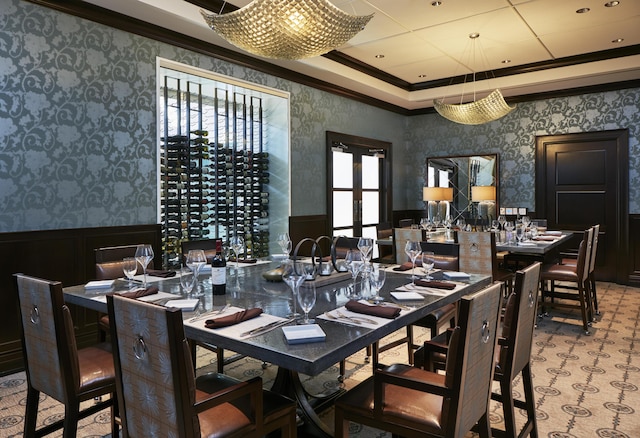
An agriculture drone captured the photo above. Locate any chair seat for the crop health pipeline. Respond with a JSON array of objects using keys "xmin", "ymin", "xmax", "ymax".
[
  {"xmin": 335, "ymin": 364, "xmax": 445, "ymax": 433},
  {"xmin": 77, "ymin": 343, "xmax": 116, "ymax": 391},
  {"xmin": 197, "ymin": 395, "xmax": 253, "ymax": 438},
  {"xmin": 541, "ymin": 263, "xmax": 578, "ymax": 282}
]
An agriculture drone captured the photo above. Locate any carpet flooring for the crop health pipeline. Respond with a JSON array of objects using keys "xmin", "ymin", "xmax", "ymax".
[{"xmin": 1, "ymin": 281, "xmax": 639, "ymax": 437}]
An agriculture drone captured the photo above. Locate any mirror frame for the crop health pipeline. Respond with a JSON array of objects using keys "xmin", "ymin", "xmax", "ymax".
[{"xmin": 425, "ymin": 154, "xmax": 499, "ymax": 221}]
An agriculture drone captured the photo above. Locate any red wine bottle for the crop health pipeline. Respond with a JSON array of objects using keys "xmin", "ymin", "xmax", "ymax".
[{"xmin": 211, "ymin": 240, "xmax": 226, "ymax": 295}]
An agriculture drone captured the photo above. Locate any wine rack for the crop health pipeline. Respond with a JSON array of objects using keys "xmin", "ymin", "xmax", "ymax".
[{"xmin": 160, "ymin": 76, "xmax": 270, "ymax": 269}]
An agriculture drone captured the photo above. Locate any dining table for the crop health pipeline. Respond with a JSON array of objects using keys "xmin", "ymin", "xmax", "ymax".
[{"xmin": 63, "ymin": 259, "xmax": 491, "ymax": 437}]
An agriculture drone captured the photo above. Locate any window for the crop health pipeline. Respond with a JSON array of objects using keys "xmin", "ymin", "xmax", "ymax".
[{"xmin": 158, "ymin": 59, "xmax": 289, "ymax": 268}]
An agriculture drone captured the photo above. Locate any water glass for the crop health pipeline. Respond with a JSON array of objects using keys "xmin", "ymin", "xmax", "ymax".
[
  {"xmin": 369, "ymin": 264, "xmax": 386, "ymax": 303},
  {"xmin": 186, "ymin": 249, "xmax": 207, "ymax": 297},
  {"xmin": 282, "ymin": 260, "xmax": 304, "ymax": 318},
  {"xmin": 422, "ymin": 251, "xmax": 435, "ymax": 280},
  {"xmin": 297, "ymin": 283, "xmax": 316, "ymax": 325},
  {"xmin": 122, "ymin": 257, "xmax": 137, "ymax": 287},
  {"xmin": 404, "ymin": 240, "xmax": 422, "ymax": 279},
  {"xmin": 134, "ymin": 244, "xmax": 154, "ymax": 288},
  {"xmin": 344, "ymin": 249, "xmax": 363, "ymax": 299},
  {"xmin": 179, "ymin": 267, "xmax": 196, "ymax": 297}
]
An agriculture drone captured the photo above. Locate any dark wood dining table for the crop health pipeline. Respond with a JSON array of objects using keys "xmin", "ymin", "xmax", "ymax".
[{"xmin": 63, "ymin": 261, "xmax": 491, "ymax": 437}]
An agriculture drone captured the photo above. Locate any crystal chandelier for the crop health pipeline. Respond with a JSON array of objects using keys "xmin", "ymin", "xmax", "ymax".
[
  {"xmin": 201, "ymin": 0, "xmax": 373, "ymax": 60},
  {"xmin": 433, "ymin": 33, "xmax": 515, "ymax": 125}
]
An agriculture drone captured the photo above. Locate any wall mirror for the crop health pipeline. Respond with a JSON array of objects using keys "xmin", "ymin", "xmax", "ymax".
[{"xmin": 426, "ymin": 154, "xmax": 499, "ymax": 221}]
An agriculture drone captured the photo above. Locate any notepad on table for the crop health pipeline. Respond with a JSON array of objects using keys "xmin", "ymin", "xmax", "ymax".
[
  {"xmin": 443, "ymin": 271, "xmax": 470, "ymax": 280},
  {"xmin": 166, "ymin": 299, "xmax": 200, "ymax": 311},
  {"xmin": 84, "ymin": 280, "xmax": 115, "ymax": 289},
  {"xmin": 282, "ymin": 324, "xmax": 326, "ymax": 344}
]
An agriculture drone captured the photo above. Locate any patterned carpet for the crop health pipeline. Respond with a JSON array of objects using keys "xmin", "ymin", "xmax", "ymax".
[{"xmin": 1, "ymin": 281, "xmax": 639, "ymax": 437}]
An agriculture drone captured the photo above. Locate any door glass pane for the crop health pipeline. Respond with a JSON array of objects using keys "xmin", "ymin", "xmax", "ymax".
[
  {"xmin": 333, "ymin": 151, "xmax": 353, "ymax": 189},
  {"xmin": 362, "ymin": 155, "xmax": 379, "ymax": 189},
  {"xmin": 362, "ymin": 225, "xmax": 378, "ymax": 258},
  {"xmin": 333, "ymin": 191, "xmax": 353, "ymax": 227},
  {"xmin": 361, "ymin": 191, "xmax": 379, "ymax": 225}
]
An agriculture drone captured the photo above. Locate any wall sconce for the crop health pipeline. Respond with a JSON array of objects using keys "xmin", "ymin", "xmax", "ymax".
[
  {"xmin": 423, "ymin": 187, "xmax": 453, "ymax": 220},
  {"xmin": 471, "ymin": 185, "xmax": 496, "ymax": 220}
]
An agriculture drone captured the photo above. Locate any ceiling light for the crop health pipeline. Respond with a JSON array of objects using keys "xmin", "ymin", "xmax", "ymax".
[
  {"xmin": 375, "ymin": 54, "xmax": 385, "ymax": 59},
  {"xmin": 501, "ymin": 59, "xmax": 511, "ymax": 64},
  {"xmin": 433, "ymin": 33, "xmax": 515, "ymax": 125},
  {"xmin": 605, "ymin": 1, "xmax": 620, "ymax": 7},
  {"xmin": 201, "ymin": 0, "xmax": 373, "ymax": 60},
  {"xmin": 576, "ymin": 7, "xmax": 591, "ymax": 13},
  {"xmin": 612, "ymin": 38, "xmax": 624, "ymax": 43},
  {"xmin": 431, "ymin": 1, "xmax": 443, "ymax": 6}
]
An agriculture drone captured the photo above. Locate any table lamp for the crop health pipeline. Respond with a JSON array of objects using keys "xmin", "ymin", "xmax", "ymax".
[
  {"xmin": 471, "ymin": 185, "xmax": 496, "ymax": 220},
  {"xmin": 423, "ymin": 187, "xmax": 453, "ymax": 221}
]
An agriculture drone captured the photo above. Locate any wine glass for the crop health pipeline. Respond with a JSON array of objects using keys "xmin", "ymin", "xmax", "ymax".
[
  {"xmin": 491, "ymin": 219, "xmax": 500, "ymax": 232},
  {"xmin": 297, "ymin": 283, "xmax": 316, "ymax": 325},
  {"xmin": 186, "ymin": 249, "xmax": 207, "ymax": 297},
  {"xmin": 282, "ymin": 260, "xmax": 304, "ymax": 318},
  {"xmin": 422, "ymin": 251, "xmax": 435, "ymax": 280},
  {"xmin": 230, "ymin": 235, "xmax": 245, "ymax": 270},
  {"xmin": 357, "ymin": 237, "xmax": 373, "ymax": 263},
  {"xmin": 122, "ymin": 257, "xmax": 137, "ymax": 288},
  {"xmin": 521, "ymin": 216, "xmax": 531, "ymax": 240},
  {"xmin": 515, "ymin": 223, "xmax": 525, "ymax": 244},
  {"xmin": 277, "ymin": 232, "xmax": 292, "ymax": 256},
  {"xmin": 134, "ymin": 244, "xmax": 154, "ymax": 288},
  {"xmin": 504, "ymin": 221, "xmax": 515, "ymax": 244},
  {"xmin": 179, "ymin": 266, "xmax": 196, "ymax": 297},
  {"xmin": 443, "ymin": 215, "xmax": 453, "ymax": 239},
  {"xmin": 498, "ymin": 214, "xmax": 506, "ymax": 231},
  {"xmin": 433, "ymin": 215, "xmax": 442, "ymax": 229},
  {"xmin": 344, "ymin": 249, "xmax": 363, "ymax": 299},
  {"xmin": 404, "ymin": 240, "xmax": 422, "ymax": 279},
  {"xmin": 369, "ymin": 264, "xmax": 386, "ymax": 303}
]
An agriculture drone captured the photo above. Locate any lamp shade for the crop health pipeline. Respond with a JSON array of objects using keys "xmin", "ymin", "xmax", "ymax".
[
  {"xmin": 423, "ymin": 187, "xmax": 444, "ymax": 201},
  {"xmin": 441, "ymin": 187, "xmax": 454, "ymax": 202},
  {"xmin": 471, "ymin": 186, "xmax": 496, "ymax": 202}
]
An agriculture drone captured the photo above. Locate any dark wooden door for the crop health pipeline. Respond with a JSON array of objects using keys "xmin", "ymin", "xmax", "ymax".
[{"xmin": 535, "ymin": 130, "xmax": 628, "ymax": 283}]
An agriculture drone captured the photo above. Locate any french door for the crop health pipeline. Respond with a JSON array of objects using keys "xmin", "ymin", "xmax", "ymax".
[{"xmin": 326, "ymin": 132, "xmax": 391, "ymax": 258}]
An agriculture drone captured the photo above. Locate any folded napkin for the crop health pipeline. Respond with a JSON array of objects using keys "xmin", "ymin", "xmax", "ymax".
[
  {"xmin": 205, "ymin": 308, "xmax": 263, "ymax": 329},
  {"xmin": 533, "ymin": 235, "xmax": 558, "ymax": 241},
  {"xmin": 413, "ymin": 279, "xmax": 456, "ymax": 290},
  {"xmin": 115, "ymin": 286, "xmax": 159, "ymax": 299},
  {"xmin": 345, "ymin": 300, "xmax": 400, "ymax": 319},
  {"xmin": 146, "ymin": 269, "xmax": 176, "ymax": 278},
  {"xmin": 393, "ymin": 261, "xmax": 422, "ymax": 271}
]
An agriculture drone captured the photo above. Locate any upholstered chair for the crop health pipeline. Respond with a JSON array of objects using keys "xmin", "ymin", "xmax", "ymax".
[{"xmin": 15, "ymin": 273, "xmax": 119, "ymax": 438}]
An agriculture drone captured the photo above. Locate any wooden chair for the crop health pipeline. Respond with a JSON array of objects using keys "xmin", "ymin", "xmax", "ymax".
[
  {"xmin": 107, "ymin": 294, "xmax": 297, "ymax": 438},
  {"xmin": 418, "ymin": 262, "xmax": 542, "ymax": 438},
  {"xmin": 458, "ymin": 230, "xmax": 515, "ymax": 296},
  {"xmin": 334, "ymin": 282, "xmax": 503, "ymax": 438},
  {"xmin": 181, "ymin": 238, "xmax": 218, "ymax": 265},
  {"xmin": 375, "ymin": 221, "xmax": 394, "ymax": 263},
  {"xmin": 94, "ymin": 244, "xmax": 142, "ymax": 280},
  {"xmin": 393, "ymin": 227, "xmax": 424, "ymax": 265},
  {"xmin": 398, "ymin": 218, "xmax": 414, "ymax": 228},
  {"xmin": 366, "ymin": 242, "xmax": 459, "ymax": 367},
  {"xmin": 561, "ymin": 224, "xmax": 600, "ymax": 316},
  {"xmin": 540, "ymin": 227, "xmax": 594, "ymax": 334},
  {"xmin": 15, "ymin": 273, "xmax": 119, "ymax": 438}
]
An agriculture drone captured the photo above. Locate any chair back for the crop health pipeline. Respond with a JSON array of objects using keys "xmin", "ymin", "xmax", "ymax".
[
  {"xmin": 499, "ymin": 262, "xmax": 542, "ymax": 380},
  {"xmin": 579, "ymin": 227, "xmax": 594, "ymax": 283},
  {"xmin": 443, "ymin": 282, "xmax": 502, "ymax": 437},
  {"xmin": 15, "ymin": 274, "xmax": 78, "ymax": 403},
  {"xmin": 94, "ymin": 244, "xmax": 140, "ymax": 279},
  {"xmin": 421, "ymin": 241, "xmax": 460, "ymax": 271},
  {"xmin": 457, "ymin": 231, "xmax": 496, "ymax": 279},
  {"xmin": 588, "ymin": 224, "xmax": 600, "ymax": 275},
  {"xmin": 108, "ymin": 295, "xmax": 197, "ymax": 437},
  {"xmin": 398, "ymin": 218, "xmax": 414, "ymax": 228},
  {"xmin": 332, "ymin": 236, "xmax": 359, "ymax": 259},
  {"xmin": 393, "ymin": 228, "xmax": 423, "ymax": 264},
  {"xmin": 181, "ymin": 238, "xmax": 218, "ymax": 265}
]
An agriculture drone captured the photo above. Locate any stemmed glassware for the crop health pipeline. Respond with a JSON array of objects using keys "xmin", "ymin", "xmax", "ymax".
[
  {"xmin": 369, "ymin": 264, "xmax": 386, "ymax": 303},
  {"xmin": 404, "ymin": 240, "xmax": 422, "ymax": 279},
  {"xmin": 515, "ymin": 223, "xmax": 525, "ymax": 245},
  {"xmin": 357, "ymin": 237, "xmax": 374, "ymax": 282},
  {"xmin": 521, "ymin": 216, "xmax": 531, "ymax": 241},
  {"xmin": 443, "ymin": 215, "xmax": 453, "ymax": 239},
  {"xmin": 344, "ymin": 249, "xmax": 363, "ymax": 299},
  {"xmin": 230, "ymin": 235, "xmax": 245, "ymax": 270},
  {"xmin": 134, "ymin": 244, "xmax": 154, "ymax": 288},
  {"xmin": 122, "ymin": 257, "xmax": 138, "ymax": 288},
  {"xmin": 282, "ymin": 260, "xmax": 304, "ymax": 318},
  {"xmin": 277, "ymin": 232, "xmax": 292, "ymax": 257},
  {"xmin": 422, "ymin": 251, "xmax": 435, "ymax": 280},
  {"xmin": 504, "ymin": 221, "xmax": 515, "ymax": 244},
  {"xmin": 433, "ymin": 215, "xmax": 442, "ymax": 229},
  {"xmin": 185, "ymin": 249, "xmax": 207, "ymax": 297},
  {"xmin": 297, "ymin": 283, "xmax": 316, "ymax": 325},
  {"xmin": 179, "ymin": 266, "xmax": 196, "ymax": 297}
]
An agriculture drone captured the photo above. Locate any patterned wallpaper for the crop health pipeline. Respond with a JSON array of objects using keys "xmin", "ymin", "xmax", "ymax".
[
  {"xmin": 0, "ymin": 0, "xmax": 638, "ymax": 233},
  {"xmin": 406, "ymin": 90, "xmax": 640, "ymax": 213}
]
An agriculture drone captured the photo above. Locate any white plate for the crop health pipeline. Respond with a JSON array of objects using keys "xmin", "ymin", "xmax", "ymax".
[
  {"xmin": 282, "ymin": 324, "xmax": 326, "ymax": 344},
  {"xmin": 390, "ymin": 291, "xmax": 424, "ymax": 300}
]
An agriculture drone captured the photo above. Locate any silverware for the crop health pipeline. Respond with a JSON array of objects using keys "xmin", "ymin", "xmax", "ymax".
[
  {"xmin": 335, "ymin": 310, "xmax": 378, "ymax": 325},
  {"xmin": 240, "ymin": 318, "xmax": 295, "ymax": 337},
  {"xmin": 371, "ymin": 301, "xmax": 412, "ymax": 311},
  {"xmin": 187, "ymin": 304, "xmax": 230, "ymax": 323}
]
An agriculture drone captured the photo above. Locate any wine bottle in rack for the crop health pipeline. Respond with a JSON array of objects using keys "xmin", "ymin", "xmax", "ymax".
[
  {"xmin": 211, "ymin": 239, "xmax": 226, "ymax": 295},
  {"xmin": 191, "ymin": 130, "xmax": 209, "ymax": 136}
]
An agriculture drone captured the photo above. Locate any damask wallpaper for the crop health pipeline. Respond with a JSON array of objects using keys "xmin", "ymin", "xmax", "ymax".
[{"xmin": 0, "ymin": 0, "xmax": 638, "ymax": 234}]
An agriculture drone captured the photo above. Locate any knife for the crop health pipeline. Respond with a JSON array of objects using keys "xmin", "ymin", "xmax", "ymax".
[
  {"xmin": 240, "ymin": 318, "xmax": 295, "ymax": 337},
  {"xmin": 187, "ymin": 304, "xmax": 230, "ymax": 323}
]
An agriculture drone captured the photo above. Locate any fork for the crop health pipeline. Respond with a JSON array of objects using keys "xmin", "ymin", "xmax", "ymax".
[
  {"xmin": 188, "ymin": 304, "xmax": 230, "ymax": 323},
  {"xmin": 333, "ymin": 310, "xmax": 378, "ymax": 325},
  {"xmin": 324, "ymin": 311, "xmax": 362, "ymax": 325}
]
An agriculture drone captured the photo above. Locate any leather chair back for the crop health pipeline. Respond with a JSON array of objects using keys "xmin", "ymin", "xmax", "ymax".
[
  {"xmin": 181, "ymin": 238, "xmax": 219, "ymax": 265},
  {"xmin": 94, "ymin": 244, "xmax": 141, "ymax": 280}
]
